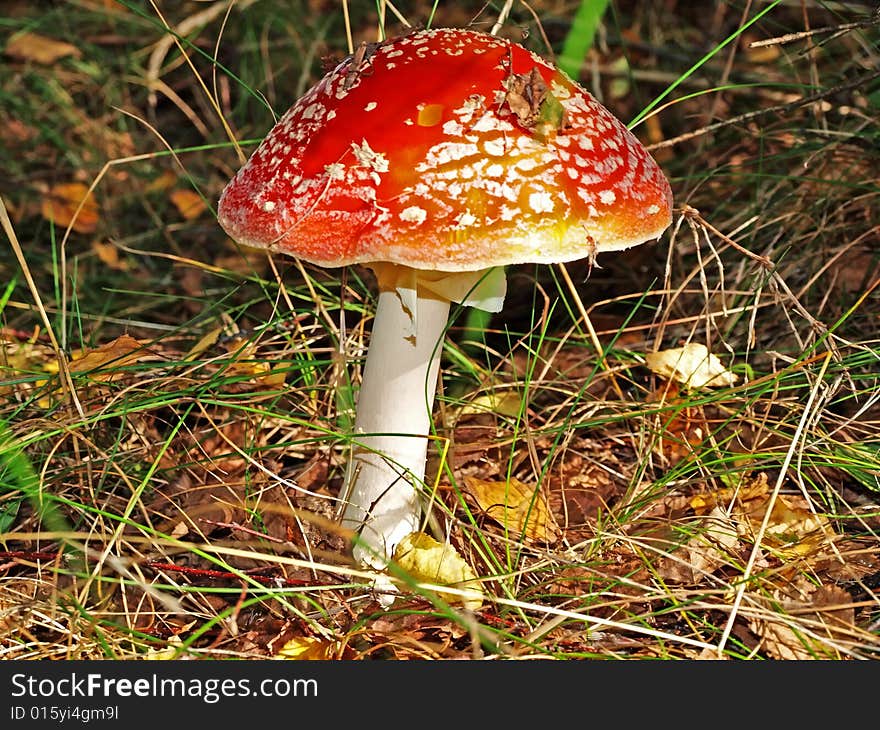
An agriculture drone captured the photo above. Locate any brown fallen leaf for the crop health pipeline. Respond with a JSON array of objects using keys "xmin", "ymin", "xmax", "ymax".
[
  {"xmin": 143, "ymin": 635, "xmax": 184, "ymax": 660},
  {"xmin": 690, "ymin": 476, "xmax": 770, "ymax": 514},
  {"xmin": 5, "ymin": 32, "xmax": 81, "ymax": 65},
  {"xmin": 41, "ymin": 182, "xmax": 99, "ymax": 233},
  {"xmin": 464, "ymin": 475, "xmax": 560, "ymax": 543},
  {"xmin": 0, "ymin": 117, "xmax": 36, "ymax": 147},
  {"xmin": 393, "ymin": 532, "xmax": 483, "ymax": 610}
]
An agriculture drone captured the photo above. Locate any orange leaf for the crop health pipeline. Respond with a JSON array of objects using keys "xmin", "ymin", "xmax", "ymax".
[
  {"xmin": 145, "ymin": 170, "xmax": 178, "ymax": 194},
  {"xmin": 169, "ymin": 189, "xmax": 207, "ymax": 220},
  {"xmin": 41, "ymin": 183, "xmax": 99, "ymax": 233},
  {"xmin": 5, "ymin": 32, "xmax": 81, "ymax": 65},
  {"xmin": 91, "ymin": 241, "xmax": 128, "ymax": 271}
]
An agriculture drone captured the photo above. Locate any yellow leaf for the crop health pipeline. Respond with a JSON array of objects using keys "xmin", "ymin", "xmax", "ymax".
[
  {"xmin": 5, "ymin": 32, "xmax": 81, "ymax": 65},
  {"xmin": 393, "ymin": 532, "xmax": 483, "ymax": 610},
  {"xmin": 185, "ymin": 327, "xmax": 223, "ymax": 360},
  {"xmin": 70, "ymin": 334, "xmax": 151, "ymax": 382},
  {"xmin": 41, "ymin": 182, "xmax": 99, "ymax": 233},
  {"xmin": 689, "ymin": 476, "xmax": 769, "ymax": 513},
  {"xmin": 459, "ymin": 389, "xmax": 522, "ymax": 417},
  {"xmin": 143, "ymin": 635, "xmax": 183, "ymax": 660},
  {"xmin": 694, "ymin": 473, "xmax": 836, "ymax": 559},
  {"xmin": 170, "ymin": 189, "xmax": 207, "ymax": 220},
  {"xmin": 464, "ymin": 475, "xmax": 560, "ymax": 543},
  {"xmin": 644, "ymin": 342, "xmax": 738, "ymax": 389},
  {"xmin": 739, "ymin": 492, "xmax": 834, "ymax": 558},
  {"xmin": 0, "ymin": 336, "xmax": 53, "ymax": 398},
  {"xmin": 221, "ymin": 338, "xmax": 287, "ymax": 387},
  {"xmin": 276, "ymin": 636, "xmax": 338, "ymax": 660}
]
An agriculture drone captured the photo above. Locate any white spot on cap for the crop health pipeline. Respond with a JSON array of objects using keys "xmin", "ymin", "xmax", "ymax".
[
  {"xmin": 647, "ymin": 204, "xmax": 660, "ymax": 215},
  {"xmin": 472, "ymin": 115, "xmax": 508, "ymax": 133},
  {"xmin": 419, "ymin": 141, "xmax": 479, "ymax": 169},
  {"xmin": 442, "ymin": 120, "xmax": 464, "ymax": 136},
  {"xmin": 454, "ymin": 210, "xmax": 477, "ymax": 228},
  {"xmin": 529, "ymin": 192, "xmax": 554, "ymax": 214},
  {"xmin": 364, "ymin": 101, "xmax": 377, "ymax": 112},
  {"xmin": 400, "ymin": 206, "xmax": 427, "ymax": 225},
  {"xmin": 599, "ymin": 190, "xmax": 617, "ymax": 205},
  {"xmin": 551, "ymin": 81, "xmax": 571, "ymax": 99},
  {"xmin": 351, "ymin": 139, "xmax": 389, "ymax": 173},
  {"xmin": 262, "ymin": 200, "xmax": 276, "ymax": 212},
  {"xmin": 483, "ymin": 138, "xmax": 507, "ymax": 157},
  {"xmin": 301, "ymin": 103, "xmax": 321, "ymax": 120},
  {"xmin": 454, "ymin": 95, "xmax": 484, "ymax": 117},
  {"xmin": 325, "ymin": 162, "xmax": 346, "ymax": 180}
]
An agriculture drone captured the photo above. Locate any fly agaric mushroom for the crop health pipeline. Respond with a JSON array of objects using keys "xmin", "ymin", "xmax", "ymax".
[{"xmin": 217, "ymin": 27, "xmax": 672, "ymax": 569}]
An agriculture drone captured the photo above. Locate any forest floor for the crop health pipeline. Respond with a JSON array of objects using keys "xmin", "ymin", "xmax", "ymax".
[{"xmin": 1, "ymin": 0, "xmax": 879, "ymax": 659}]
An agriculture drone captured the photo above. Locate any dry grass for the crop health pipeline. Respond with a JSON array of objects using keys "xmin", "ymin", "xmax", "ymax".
[{"xmin": 1, "ymin": 0, "xmax": 878, "ymax": 660}]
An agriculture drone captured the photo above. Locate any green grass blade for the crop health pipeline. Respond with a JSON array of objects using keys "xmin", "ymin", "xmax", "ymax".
[{"xmin": 558, "ymin": 0, "xmax": 611, "ymax": 79}]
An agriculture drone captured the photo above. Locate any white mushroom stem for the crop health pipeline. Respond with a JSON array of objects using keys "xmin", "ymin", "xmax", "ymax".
[{"xmin": 339, "ymin": 279, "xmax": 451, "ymax": 568}]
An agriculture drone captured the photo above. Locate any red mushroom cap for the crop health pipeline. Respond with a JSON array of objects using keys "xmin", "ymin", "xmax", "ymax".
[{"xmin": 218, "ymin": 28, "xmax": 672, "ymax": 272}]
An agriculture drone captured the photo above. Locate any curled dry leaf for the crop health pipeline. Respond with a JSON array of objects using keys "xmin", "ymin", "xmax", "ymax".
[
  {"xmin": 644, "ymin": 342, "xmax": 738, "ymax": 388},
  {"xmin": 647, "ymin": 380, "xmax": 711, "ymax": 464},
  {"xmin": 41, "ymin": 182, "xmax": 99, "ymax": 233},
  {"xmin": 464, "ymin": 475, "xmax": 560, "ymax": 543},
  {"xmin": 5, "ymin": 32, "xmax": 81, "ymax": 65},
  {"xmin": 67, "ymin": 334, "xmax": 154, "ymax": 382},
  {"xmin": 392, "ymin": 531, "xmax": 483, "ymax": 610}
]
